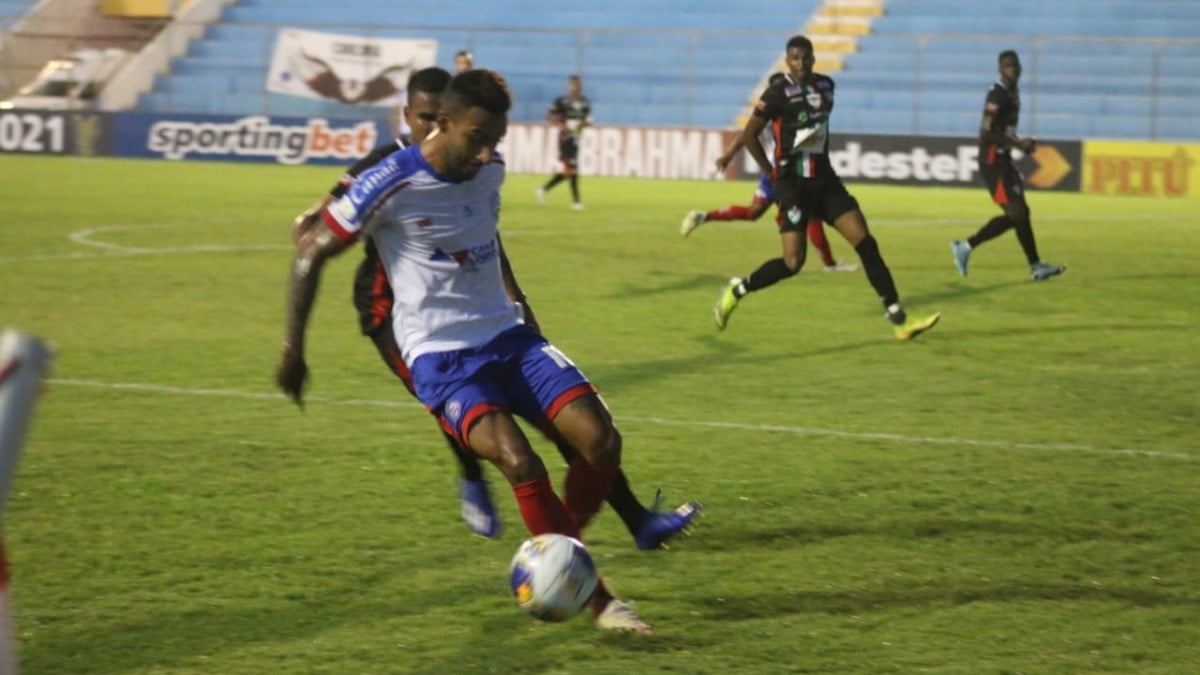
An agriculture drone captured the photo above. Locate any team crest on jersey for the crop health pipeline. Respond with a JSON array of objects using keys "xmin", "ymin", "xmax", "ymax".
[
  {"xmin": 806, "ymin": 91, "xmax": 823, "ymax": 108},
  {"xmin": 445, "ymin": 399, "xmax": 463, "ymax": 423}
]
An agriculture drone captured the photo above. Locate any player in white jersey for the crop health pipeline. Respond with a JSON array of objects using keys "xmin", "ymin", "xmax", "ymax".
[
  {"xmin": 292, "ymin": 68, "xmax": 700, "ymax": 549},
  {"xmin": 275, "ymin": 70, "xmax": 655, "ymax": 633},
  {"xmin": 1, "ymin": 330, "xmax": 53, "ymax": 674}
]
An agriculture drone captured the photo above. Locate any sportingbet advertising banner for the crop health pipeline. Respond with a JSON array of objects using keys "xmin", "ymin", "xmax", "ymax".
[
  {"xmin": 108, "ymin": 112, "xmax": 390, "ymax": 165},
  {"xmin": 739, "ymin": 132, "xmax": 1082, "ymax": 193},
  {"xmin": 0, "ymin": 109, "xmax": 111, "ymax": 156},
  {"xmin": 266, "ymin": 28, "xmax": 437, "ymax": 107}
]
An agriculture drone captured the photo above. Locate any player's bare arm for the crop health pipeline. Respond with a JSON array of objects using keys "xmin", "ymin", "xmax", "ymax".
[
  {"xmin": 291, "ymin": 196, "xmax": 335, "ymax": 244},
  {"xmin": 715, "ymin": 134, "xmax": 746, "ymax": 172},
  {"xmin": 980, "ymin": 112, "xmax": 1035, "ymax": 153},
  {"xmin": 276, "ymin": 224, "xmax": 353, "ymax": 405},
  {"xmin": 497, "ymin": 233, "xmax": 539, "ymax": 333},
  {"xmin": 742, "ymin": 115, "xmax": 772, "ymax": 176}
]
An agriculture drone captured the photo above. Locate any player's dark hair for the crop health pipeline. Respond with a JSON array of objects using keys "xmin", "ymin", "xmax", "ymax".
[
  {"xmin": 407, "ymin": 66, "xmax": 451, "ymax": 96},
  {"xmin": 786, "ymin": 35, "xmax": 814, "ymax": 53},
  {"xmin": 768, "ymin": 71, "xmax": 787, "ymax": 86},
  {"xmin": 998, "ymin": 49, "xmax": 1019, "ymax": 63},
  {"xmin": 443, "ymin": 69, "xmax": 512, "ymax": 116},
  {"xmin": 455, "ymin": 49, "xmax": 472, "ymax": 59}
]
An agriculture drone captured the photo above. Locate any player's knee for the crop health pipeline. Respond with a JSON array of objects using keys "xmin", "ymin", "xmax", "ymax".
[
  {"xmin": 1006, "ymin": 205, "xmax": 1030, "ymax": 229},
  {"xmin": 782, "ymin": 252, "xmax": 805, "ymax": 274},
  {"xmin": 578, "ymin": 422, "xmax": 622, "ymax": 468},
  {"xmin": 497, "ymin": 447, "xmax": 547, "ymax": 484}
]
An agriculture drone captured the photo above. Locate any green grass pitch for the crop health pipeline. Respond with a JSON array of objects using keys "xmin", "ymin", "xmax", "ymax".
[{"xmin": 1, "ymin": 154, "xmax": 1198, "ymax": 673}]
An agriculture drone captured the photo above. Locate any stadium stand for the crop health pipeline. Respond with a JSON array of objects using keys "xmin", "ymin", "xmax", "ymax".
[
  {"xmin": 137, "ymin": 0, "xmax": 817, "ymax": 128},
  {"xmin": 0, "ymin": 0, "xmax": 39, "ymax": 32},
  {"xmin": 0, "ymin": 0, "xmax": 37, "ymax": 31},
  {"xmin": 836, "ymin": 0, "xmax": 1200, "ymax": 140},
  {"xmin": 77, "ymin": 0, "xmax": 1200, "ymax": 141}
]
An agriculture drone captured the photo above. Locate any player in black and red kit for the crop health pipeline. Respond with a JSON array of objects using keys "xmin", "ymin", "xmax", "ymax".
[
  {"xmin": 951, "ymin": 50, "xmax": 1065, "ymax": 281},
  {"xmin": 713, "ymin": 35, "xmax": 940, "ymax": 340},
  {"xmin": 682, "ymin": 72, "xmax": 857, "ymax": 273},
  {"xmin": 536, "ymin": 74, "xmax": 591, "ymax": 210},
  {"xmin": 290, "ymin": 68, "xmax": 699, "ymax": 548}
]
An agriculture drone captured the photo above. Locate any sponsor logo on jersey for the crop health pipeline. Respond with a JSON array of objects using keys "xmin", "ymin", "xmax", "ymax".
[
  {"xmin": 430, "ymin": 238, "xmax": 499, "ymax": 270},
  {"xmin": 350, "ymin": 158, "xmax": 405, "ymax": 206}
]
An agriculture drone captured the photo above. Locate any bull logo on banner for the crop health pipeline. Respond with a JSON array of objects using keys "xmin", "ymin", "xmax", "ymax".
[{"xmin": 267, "ymin": 29, "xmax": 436, "ymax": 107}]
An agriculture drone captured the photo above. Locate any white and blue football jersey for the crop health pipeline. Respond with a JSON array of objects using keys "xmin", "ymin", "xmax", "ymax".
[{"xmin": 322, "ymin": 144, "xmax": 521, "ymax": 364}]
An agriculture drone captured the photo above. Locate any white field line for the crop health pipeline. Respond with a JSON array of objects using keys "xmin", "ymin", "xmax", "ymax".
[
  {"xmin": 47, "ymin": 377, "xmax": 1196, "ymax": 462},
  {"xmin": 2, "ymin": 220, "xmax": 290, "ymax": 263},
  {"xmin": 0, "ymin": 212, "xmax": 1196, "ymax": 265}
]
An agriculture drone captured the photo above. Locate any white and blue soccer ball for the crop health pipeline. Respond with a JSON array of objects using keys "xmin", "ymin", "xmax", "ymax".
[{"xmin": 508, "ymin": 534, "xmax": 598, "ymax": 622}]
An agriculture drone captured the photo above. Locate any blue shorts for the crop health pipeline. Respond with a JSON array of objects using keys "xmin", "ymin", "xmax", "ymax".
[
  {"xmin": 410, "ymin": 325, "xmax": 596, "ymax": 447},
  {"xmin": 753, "ymin": 173, "xmax": 775, "ymax": 205}
]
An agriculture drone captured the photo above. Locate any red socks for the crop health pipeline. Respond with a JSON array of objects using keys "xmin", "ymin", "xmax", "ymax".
[
  {"xmin": 706, "ymin": 205, "xmax": 757, "ymax": 221},
  {"xmin": 513, "ymin": 474, "xmax": 579, "ymax": 538},
  {"xmin": 563, "ymin": 457, "xmax": 618, "ymax": 530},
  {"xmin": 807, "ymin": 219, "xmax": 836, "ymax": 266}
]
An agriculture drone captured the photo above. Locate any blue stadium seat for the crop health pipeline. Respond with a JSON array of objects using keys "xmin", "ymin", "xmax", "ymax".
[
  {"xmin": 0, "ymin": 0, "xmax": 39, "ymax": 31},
  {"xmin": 134, "ymin": 0, "xmax": 1199, "ymax": 140},
  {"xmin": 140, "ymin": 0, "xmax": 818, "ymax": 128},
  {"xmin": 837, "ymin": 1, "xmax": 1200, "ymax": 140}
]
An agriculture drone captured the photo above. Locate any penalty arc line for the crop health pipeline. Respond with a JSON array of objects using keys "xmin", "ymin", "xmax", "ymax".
[{"xmin": 46, "ymin": 378, "xmax": 1196, "ymax": 462}]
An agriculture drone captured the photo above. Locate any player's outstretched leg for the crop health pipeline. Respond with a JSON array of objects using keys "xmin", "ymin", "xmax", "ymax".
[
  {"xmin": 887, "ymin": 304, "xmax": 942, "ymax": 341},
  {"xmin": 551, "ymin": 440, "xmax": 701, "ymax": 550},
  {"xmin": 459, "ymin": 478, "xmax": 500, "ymax": 538},
  {"xmin": 1030, "ymin": 261, "xmax": 1065, "ymax": 281},
  {"xmin": 713, "ymin": 278, "xmax": 742, "ymax": 330},
  {"xmin": 595, "ymin": 596, "xmax": 653, "ymax": 634},
  {"xmin": 634, "ymin": 496, "xmax": 702, "ymax": 551},
  {"xmin": 950, "ymin": 240, "xmax": 972, "ymax": 277},
  {"xmin": 680, "ymin": 210, "xmax": 707, "ymax": 236}
]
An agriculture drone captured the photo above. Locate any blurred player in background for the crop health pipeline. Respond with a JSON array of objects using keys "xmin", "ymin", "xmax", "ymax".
[
  {"xmin": 278, "ymin": 70, "xmax": 665, "ymax": 632},
  {"xmin": 715, "ymin": 35, "xmax": 940, "ymax": 340},
  {"xmin": 951, "ymin": 50, "xmax": 1065, "ymax": 282},
  {"xmin": 291, "ymin": 68, "xmax": 698, "ymax": 548},
  {"xmin": 453, "ymin": 49, "xmax": 473, "ymax": 74},
  {"xmin": 681, "ymin": 74, "xmax": 856, "ymax": 273},
  {"xmin": 535, "ymin": 74, "xmax": 591, "ymax": 210},
  {"xmin": 0, "ymin": 330, "xmax": 53, "ymax": 675}
]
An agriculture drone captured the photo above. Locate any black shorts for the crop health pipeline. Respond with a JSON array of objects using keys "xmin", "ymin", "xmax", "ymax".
[
  {"xmin": 558, "ymin": 133, "xmax": 578, "ymax": 172},
  {"xmin": 773, "ymin": 175, "xmax": 859, "ymax": 233},
  {"xmin": 978, "ymin": 158, "xmax": 1026, "ymax": 208},
  {"xmin": 351, "ymin": 242, "xmax": 414, "ymax": 393}
]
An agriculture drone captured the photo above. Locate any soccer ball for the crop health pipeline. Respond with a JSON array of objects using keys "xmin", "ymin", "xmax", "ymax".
[{"xmin": 508, "ymin": 534, "xmax": 598, "ymax": 622}]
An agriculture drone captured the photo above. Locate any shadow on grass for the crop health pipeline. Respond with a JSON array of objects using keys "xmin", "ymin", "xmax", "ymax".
[
  {"xmin": 19, "ymin": 573, "xmax": 487, "ymax": 674},
  {"xmin": 587, "ymin": 336, "xmax": 890, "ymax": 396},
  {"xmin": 608, "ymin": 273, "xmax": 730, "ymax": 300},
  {"xmin": 704, "ymin": 516, "xmax": 1158, "ymax": 553},
  {"xmin": 902, "ymin": 279, "xmax": 1028, "ymax": 306},
  {"xmin": 694, "ymin": 581, "xmax": 1196, "ymax": 621}
]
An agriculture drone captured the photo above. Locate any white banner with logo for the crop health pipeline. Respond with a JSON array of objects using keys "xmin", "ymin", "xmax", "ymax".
[{"xmin": 266, "ymin": 28, "xmax": 437, "ymax": 107}]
